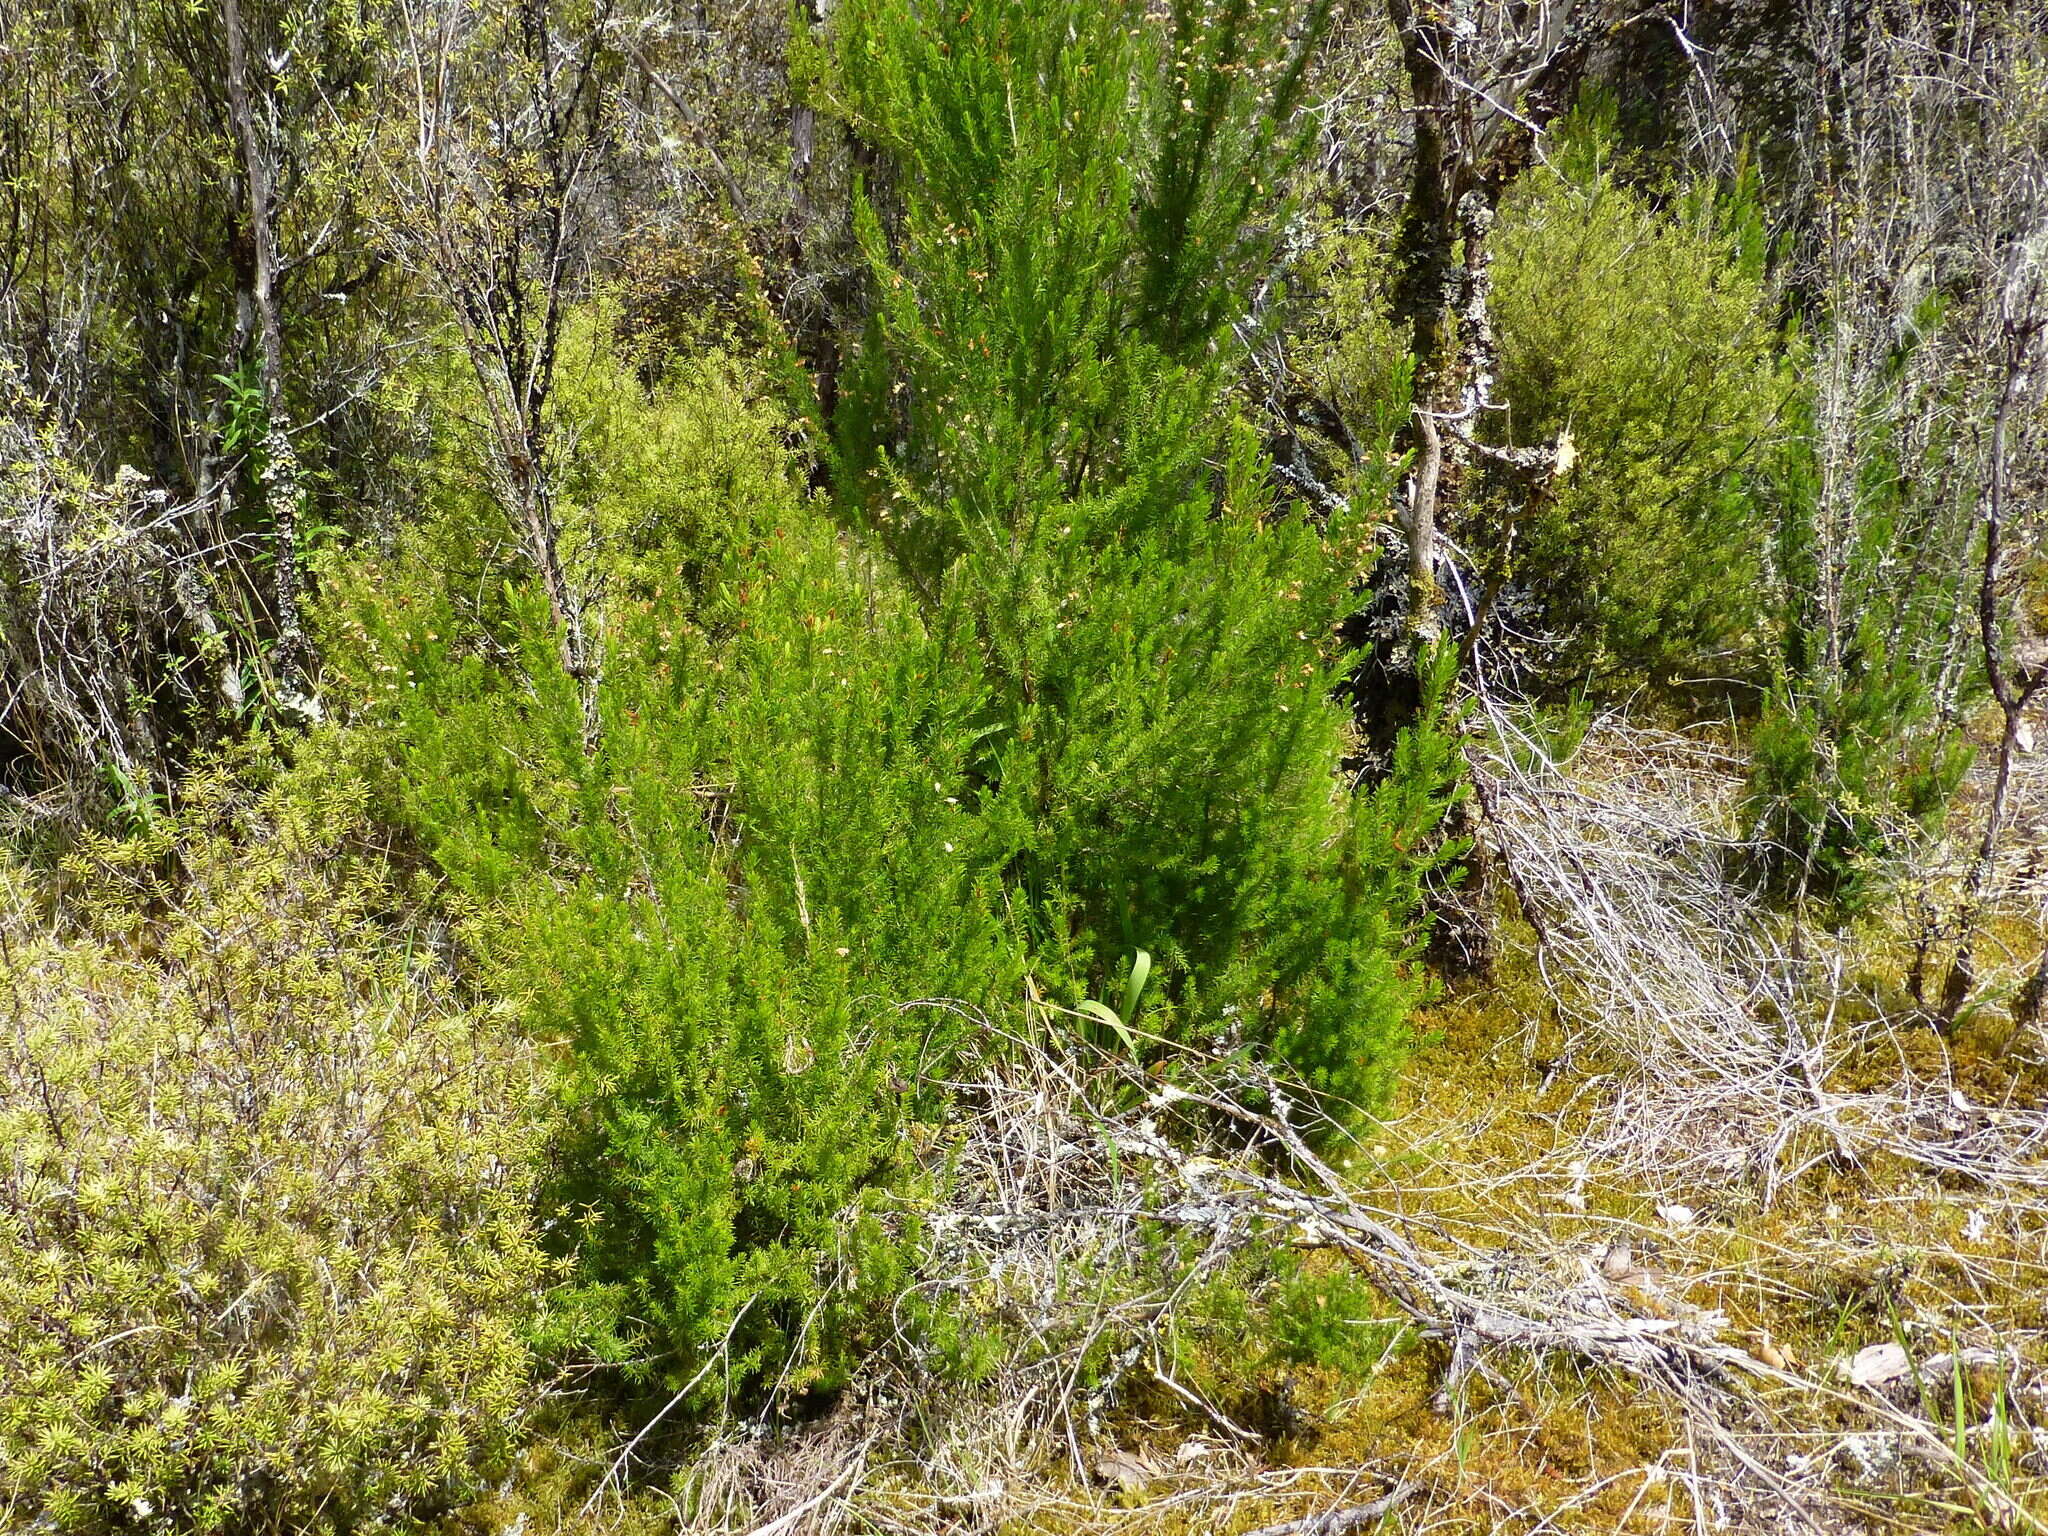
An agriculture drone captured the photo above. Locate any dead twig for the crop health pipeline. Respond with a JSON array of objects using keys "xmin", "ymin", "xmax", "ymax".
[{"xmin": 1239, "ymin": 1480, "xmax": 1415, "ymax": 1535}]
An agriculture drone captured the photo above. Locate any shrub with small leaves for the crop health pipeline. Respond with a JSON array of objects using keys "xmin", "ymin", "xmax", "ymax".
[
  {"xmin": 824, "ymin": 0, "xmax": 1455, "ymax": 1104},
  {"xmin": 0, "ymin": 760, "xmax": 551, "ymax": 1534},
  {"xmin": 319, "ymin": 342, "xmax": 999, "ymax": 1401},
  {"xmin": 1489, "ymin": 100, "xmax": 1784, "ymax": 689}
]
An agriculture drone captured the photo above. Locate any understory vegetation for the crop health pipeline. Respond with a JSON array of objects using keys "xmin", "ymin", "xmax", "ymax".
[{"xmin": 3, "ymin": 0, "xmax": 2047, "ymax": 1531}]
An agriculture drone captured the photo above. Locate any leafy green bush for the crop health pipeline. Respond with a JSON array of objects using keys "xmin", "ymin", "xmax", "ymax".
[
  {"xmin": 0, "ymin": 758, "xmax": 549, "ymax": 1533},
  {"xmin": 321, "ymin": 339, "xmax": 1008, "ymax": 1397},
  {"xmin": 317, "ymin": 0, "xmax": 1456, "ymax": 1404},
  {"xmin": 1262, "ymin": 1259, "xmax": 1407, "ymax": 1379},
  {"xmin": 1488, "ymin": 102, "xmax": 1784, "ymax": 688},
  {"xmin": 1747, "ymin": 671, "xmax": 1970, "ymax": 912},
  {"xmin": 825, "ymin": 0, "xmax": 1455, "ymax": 1101}
]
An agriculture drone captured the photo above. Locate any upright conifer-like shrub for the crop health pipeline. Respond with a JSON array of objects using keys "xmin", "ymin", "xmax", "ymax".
[
  {"xmin": 1745, "ymin": 345, "xmax": 1977, "ymax": 912},
  {"xmin": 1489, "ymin": 103, "xmax": 1784, "ymax": 689},
  {"xmin": 824, "ymin": 0, "xmax": 1456, "ymax": 1099},
  {"xmin": 323, "ymin": 343, "xmax": 1011, "ymax": 1395}
]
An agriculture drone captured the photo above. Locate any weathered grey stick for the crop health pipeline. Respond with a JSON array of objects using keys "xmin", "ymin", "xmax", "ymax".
[{"xmin": 1241, "ymin": 1481, "xmax": 1415, "ymax": 1536}]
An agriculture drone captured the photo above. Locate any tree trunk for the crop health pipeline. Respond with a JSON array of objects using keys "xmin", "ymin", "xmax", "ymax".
[
  {"xmin": 221, "ymin": 0, "xmax": 313, "ymax": 703},
  {"xmin": 1937, "ymin": 321, "xmax": 2045, "ymax": 1031},
  {"xmin": 1938, "ymin": 706, "xmax": 2026, "ymax": 1028},
  {"xmin": 1386, "ymin": 0, "xmax": 1458, "ymax": 652},
  {"xmin": 1383, "ymin": 0, "xmax": 1599, "ymax": 663},
  {"xmin": 1371, "ymin": 0, "xmax": 1604, "ymax": 977},
  {"xmin": 512, "ymin": 451, "xmax": 603, "ymax": 754},
  {"xmin": 2017, "ymin": 930, "xmax": 2048, "ymax": 1030}
]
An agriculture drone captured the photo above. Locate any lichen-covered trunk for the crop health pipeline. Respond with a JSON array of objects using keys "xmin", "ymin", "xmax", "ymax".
[
  {"xmin": 222, "ymin": 0, "xmax": 313, "ymax": 704},
  {"xmin": 1386, "ymin": 1, "xmax": 1458, "ymax": 653},
  {"xmin": 1938, "ymin": 338, "xmax": 2046, "ymax": 1030}
]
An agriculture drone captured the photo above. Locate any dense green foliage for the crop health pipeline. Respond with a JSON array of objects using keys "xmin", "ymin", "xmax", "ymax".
[
  {"xmin": 1744, "ymin": 333, "xmax": 1980, "ymax": 911},
  {"xmin": 1278, "ymin": 103, "xmax": 1786, "ymax": 697},
  {"xmin": 5, "ymin": 0, "xmax": 2041, "ymax": 1527},
  {"xmin": 824, "ymin": 0, "xmax": 1452, "ymax": 1092},
  {"xmin": 0, "ymin": 762, "xmax": 547, "ymax": 1532},
  {"xmin": 322, "ymin": 340, "xmax": 1011, "ymax": 1395},
  {"xmin": 314, "ymin": 0, "xmax": 1458, "ymax": 1393},
  {"xmin": 1490, "ymin": 106, "xmax": 1784, "ymax": 688}
]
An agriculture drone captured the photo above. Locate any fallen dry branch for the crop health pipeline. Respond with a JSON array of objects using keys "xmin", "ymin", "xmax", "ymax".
[
  {"xmin": 890, "ymin": 997, "xmax": 2048, "ymax": 1533},
  {"xmin": 1239, "ymin": 1480, "xmax": 1415, "ymax": 1535},
  {"xmin": 886, "ymin": 1017, "xmax": 1849, "ymax": 1529},
  {"xmin": 1466, "ymin": 703, "xmax": 2048, "ymax": 1197}
]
